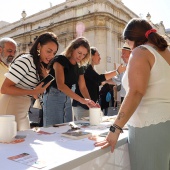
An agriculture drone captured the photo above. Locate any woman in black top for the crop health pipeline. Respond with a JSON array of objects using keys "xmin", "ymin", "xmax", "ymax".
[
  {"xmin": 43, "ymin": 37, "xmax": 96, "ymax": 126},
  {"xmin": 72, "ymin": 47, "xmax": 126, "ymax": 120}
]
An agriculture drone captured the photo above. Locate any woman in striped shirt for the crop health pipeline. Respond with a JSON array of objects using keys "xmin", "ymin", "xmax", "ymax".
[{"xmin": 0, "ymin": 32, "xmax": 59, "ymax": 131}]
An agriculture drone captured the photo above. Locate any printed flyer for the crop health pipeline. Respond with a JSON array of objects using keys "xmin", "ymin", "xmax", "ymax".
[{"xmin": 8, "ymin": 153, "xmax": 47, "ymax": 169}]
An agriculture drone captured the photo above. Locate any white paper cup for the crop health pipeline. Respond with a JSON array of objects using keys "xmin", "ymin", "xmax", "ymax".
[
  {"xmin": 89, "ymin": 108, "xmax": 102, "ymax": 125},
  {"xmin": 0, "ymin": 115, "xmax": 17, "ymax": 143}
]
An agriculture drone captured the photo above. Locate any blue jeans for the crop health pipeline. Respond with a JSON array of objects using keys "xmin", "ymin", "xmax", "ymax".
[{"xmin": 43, "ymin": 87, "xmax": 72, "ymax": 127}]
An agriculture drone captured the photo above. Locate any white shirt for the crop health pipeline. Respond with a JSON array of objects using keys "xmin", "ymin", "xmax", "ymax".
[{"xmin": 112, "ymin": 73, "xmax": 126, "ymax": 97}]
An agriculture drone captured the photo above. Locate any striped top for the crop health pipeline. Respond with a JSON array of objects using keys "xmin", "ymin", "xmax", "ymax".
[{"xmin": 5, "ymin": 54, "xmax": 39, "ymax": 90}]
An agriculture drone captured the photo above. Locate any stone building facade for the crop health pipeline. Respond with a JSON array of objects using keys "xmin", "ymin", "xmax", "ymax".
[{"xmin": 0, "ymin": 0, "xmax": 169, "ymax": 73}]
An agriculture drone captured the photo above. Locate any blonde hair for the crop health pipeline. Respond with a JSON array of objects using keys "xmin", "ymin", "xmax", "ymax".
[{"xmin": 61, "ymin": 37, "xmax": 90, "ymax": 66}]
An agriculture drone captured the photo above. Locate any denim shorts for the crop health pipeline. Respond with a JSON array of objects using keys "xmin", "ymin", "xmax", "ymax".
[{"xmin": 43, "ymin": 87, "xmax": 72, "ymax": 127}]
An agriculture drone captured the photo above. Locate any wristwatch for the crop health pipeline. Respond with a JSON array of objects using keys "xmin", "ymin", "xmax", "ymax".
[
  {"xmin": 110, "ymin": 125, "xmax": 123, "ymax": 133},
  {"xmin": 109, "ymin": 125, "xmax": 116, "ymax": 133}
]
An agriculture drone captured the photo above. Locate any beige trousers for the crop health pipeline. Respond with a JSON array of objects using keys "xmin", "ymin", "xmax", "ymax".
[{"xmin": 0, "ymin": 94, "xmax": 31, "ymax": 131}]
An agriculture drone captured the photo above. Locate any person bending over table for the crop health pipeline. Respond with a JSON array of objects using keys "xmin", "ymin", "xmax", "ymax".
[
  {"xmin": 43, "ymin": 37, "xmax": 97, "ymax": 127},
  {"xmin": 0, "ymin": 32, "xmax": 59, "ymax": 131}
]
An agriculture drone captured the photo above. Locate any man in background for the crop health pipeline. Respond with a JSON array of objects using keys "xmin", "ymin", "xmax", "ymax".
[
  {"xmin": 112, "ymin": 42, "xmax": 131, "ymax": 106},
  {"xmin": 0, "ymin": 37, "xmax": 17, "ymax": 88}
]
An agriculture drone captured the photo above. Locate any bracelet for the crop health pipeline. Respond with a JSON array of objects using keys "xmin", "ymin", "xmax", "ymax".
[
  {"xmin": 113, "ymin": 124, "xmax": 123, "ymax": 133},
  {"xmin": 115, "ymin": 69, "xmax": 120, "ymax": 76}
]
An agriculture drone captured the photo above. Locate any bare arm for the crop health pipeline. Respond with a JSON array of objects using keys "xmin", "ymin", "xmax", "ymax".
[
  {"xmin": 0, "ymin": 78, "xmax": 49, "ymax": 97},
  {"xmin": 78, "ymin": 74, "xmax": 91, "ymax": 99},
  {"xmin": 94, "ymin": 47, "xmax": 152, "ymax": 152},
  {"xmin": 54, "ymin": 62, "xmax": 95, "ymax": 106},
  {"xmin": 114, "ymin": 48, "xmax": 150, "ymax": 127},
  {"xmin": 104, "ymin": 64, "xmax": 126, "ymax": 80}
]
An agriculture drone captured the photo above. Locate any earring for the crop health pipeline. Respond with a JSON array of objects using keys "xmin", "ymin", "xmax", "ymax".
[{"xmin": 37, "ymin": 49, "xmax": 40, "ymax": 56}]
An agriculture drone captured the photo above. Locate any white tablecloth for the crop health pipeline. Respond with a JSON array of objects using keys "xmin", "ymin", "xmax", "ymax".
[{"xmin": 0, "ymin": 122, "xmax": 130, "ymax": 170}]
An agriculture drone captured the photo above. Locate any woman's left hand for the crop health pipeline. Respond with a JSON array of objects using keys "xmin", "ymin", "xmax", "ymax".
[{"xmin": 94, "ymin": 131, "xmax": 120, "ymax": 153}]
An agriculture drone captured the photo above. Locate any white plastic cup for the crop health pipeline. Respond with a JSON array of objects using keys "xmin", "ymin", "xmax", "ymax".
[
  {"xmin": 0, "ymin": 115, "xmax": 17, "ymax": 143},
  {"xmin": 89, "ymin": 108, "xmax": 102, "ymax": 125}
]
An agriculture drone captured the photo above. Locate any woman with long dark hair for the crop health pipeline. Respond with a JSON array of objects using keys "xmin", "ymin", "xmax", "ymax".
[{"xmin": 0, "ymin": 32, "xmax": 59, "ymax": 131}]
